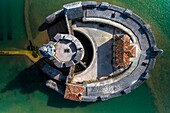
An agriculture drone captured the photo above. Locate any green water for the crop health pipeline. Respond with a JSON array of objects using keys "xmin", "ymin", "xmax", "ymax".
[
  {"xmin": 0, "ymin": 56, "xmax": 157, "ymax": 113},
  {"xmin": 0, "ymin": 0, "xmax": 27, "ymax": 49},
  {"xmin": 0, "ymin": 0, "xmax": 170, "ymax": 113}
]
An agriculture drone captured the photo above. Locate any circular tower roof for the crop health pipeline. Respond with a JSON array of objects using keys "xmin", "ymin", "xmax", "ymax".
[{"xmin": 40, "ymin": 33, "xmax": 85, "ymax": 68}]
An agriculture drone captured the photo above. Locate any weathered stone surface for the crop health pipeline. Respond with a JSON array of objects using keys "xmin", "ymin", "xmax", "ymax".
[
  {"xmin": 99, "ymin": 2, "xmax": 110, "ymax": 9},
  {"xmin": 123, "ymin": 9, "xmax": 133, "ymax": 17},
  {"xmin": 82, "ymin": 1, "xmax": 97, "ymax": 7},
  {"xmin": 65, "ymin": 60, "xmax": 75, "ymax": 67},
  {"xmin": 146, "ymin": 59, "xmax": 156, "ymax": 73},
  {"xmin": 122, "ymin": 87, "xmax": 131, "ymax": 94},
  {"xmin": 74, "ymin": 51, "xmax": 83, "ymax": 62},
  {"xmin": 64, "ymin": 2, "xmax": 83, "ymax": 19},
  {"xmin": 53, "ymin": 33, "xmax": 62, "ymax": 42},
  {"xmin": 140, "ymin": 72, "xmax": 150, "ymax": 80},
  {"xmin": 46, "ymin": 80, "xmax": 65, "ymax": 95},
  {"xmin": 143, "ymin": 24, "xmax": 151, "ymax": 32},
  {"xmin": 81, "ymin": 96, "xmax": 98, "ymax": 102},
  {"xmin": 86, "ymin": 9, "xmax": 113, "ymax": 19},
  {"xmin": 108, "ymin": 4, "xmax": 125, "ymax": 13},
  {"xmin": 54, "ymin": 61, "xmax": 63, "ymax": 68}
]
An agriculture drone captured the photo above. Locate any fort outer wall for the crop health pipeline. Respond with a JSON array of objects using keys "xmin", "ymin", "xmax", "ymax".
[{"xmin": 45, "ymin": 1, "xmax": 163, "ymax": 102}]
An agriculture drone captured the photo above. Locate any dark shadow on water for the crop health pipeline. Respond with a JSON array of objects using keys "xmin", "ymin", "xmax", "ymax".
[
  {"xmin": 0, "ymin": 59, "xmax": 92, "ymax": 108},
  {"xmin": 38, "ymin": 16, "xmax": 68, "ymax": 41},
  {"xmin": 0, "ymin": 14, "xmax": 94, "ymax": 108},
  {"xmin": 38, "ymin": 22, "xmax": 51, "ymax": 32}
]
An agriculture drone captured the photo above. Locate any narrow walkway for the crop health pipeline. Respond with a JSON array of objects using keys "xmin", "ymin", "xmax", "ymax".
[{"xmin": 0, "ymin": 50, "xmax": 40, "ymax": 63}]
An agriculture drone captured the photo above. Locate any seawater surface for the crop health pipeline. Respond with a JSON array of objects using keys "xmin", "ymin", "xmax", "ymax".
[
  {"xmin": 0, "ymin": 0, "xmax": 27, "ymax": 49},
  {"xmin": 0, "ymin": 0, "xmax": 170, "ymax": 113}
]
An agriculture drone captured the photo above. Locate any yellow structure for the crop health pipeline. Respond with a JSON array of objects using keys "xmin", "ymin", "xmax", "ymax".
[{"xmin": 0, "ymin": 50, "xmax": 41, "ymax": 63}]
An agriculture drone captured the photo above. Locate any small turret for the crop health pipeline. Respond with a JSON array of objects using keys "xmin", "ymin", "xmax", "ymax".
[
  {"xmin": 39, "ymin": 42, "xmax": 56, "ymax": 57},
  {"xmin": 151, "ymin": 46, "xmax": 163, "ymax": 58}
]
